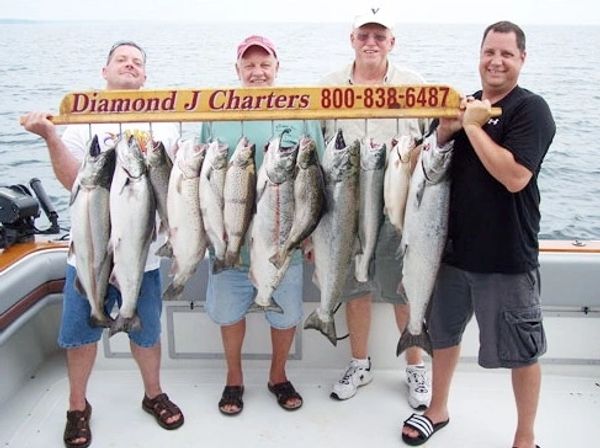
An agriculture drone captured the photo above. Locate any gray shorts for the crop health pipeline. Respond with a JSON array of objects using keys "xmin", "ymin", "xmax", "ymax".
[
  {"xmin": 342, "ymin": 217, "xmax": 407, "ymax": 305},
  {"xmin": 427, "ymin": 263, "xmax": 547, "ymax": 368}
]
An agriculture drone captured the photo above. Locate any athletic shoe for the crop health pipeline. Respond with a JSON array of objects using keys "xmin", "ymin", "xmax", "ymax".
[
  {"xmin": 330, "ymin": 357, "xmax": 374, "ymax": 400},
  {"xmin": 406, "ymin": 364, "xmax": 431, "ymax": 410}
]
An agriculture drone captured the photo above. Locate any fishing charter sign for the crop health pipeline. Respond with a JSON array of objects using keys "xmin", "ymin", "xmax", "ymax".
[{"xmin": 53, "ymin": 85, "xmax": 499, "ymax": 124}]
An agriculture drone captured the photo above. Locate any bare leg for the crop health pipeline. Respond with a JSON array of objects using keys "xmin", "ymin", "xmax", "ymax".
[
  {"xmin": 131, "ymin": 341, "xmax": 181, "ymax": 426},
  {"xmin": 269, "ymin": 326, "xmax": 296, "ymax": 384},
  {"xmin": 511, "ymin": 362, "xmax": 541, "ymax": 448},
  {"xmin": 402, "ymin": 345, "xmax": 460, "ymax": 438},
  {"xmin": 394, "ymin": 303, "xmax": 424, "ymax": 365},
  {"xmin": 67, "ymin": 343, "xmax": 97, "ymax": 412},
  {"xmin": 221, "ymin": 319, "xmax": 245, "ymax": 386},
  {"xmin": 64, "ymin": 343, "xmax": 96, "ymax": 446},
  {"xmin": 269, "ymin": 326, "xmax": 301, "ymax": 408},
  {"xmin": 346, "ymin": 294, "xmax": 372, "ymax": 359},
  {"xmin": 219, "ymin": 319, "xmax": 245, "ymax": 414}
]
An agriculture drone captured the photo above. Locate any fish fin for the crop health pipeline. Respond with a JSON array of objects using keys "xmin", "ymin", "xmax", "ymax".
[
  {"xmin": 354, "ymin": 234, "xmax": 363, "ymax": 256},
  {"xmin": 269, "ymin": 251, "xmax": 283, "ymax": 269},
  {"xmin": 89, "ymin": 313, "xmax": 114, "ymax": 329},
  {"xmin": 311, "ymin": 269, "xmax": 321, "ymax": 290},
  {"xmin": 212, "ymin": 258, "xmax": 227, "ymax": 274},
  {"xmin": 396, "ymin": 281, "xmax": 408, "ymax": 300},
  {"xmin": 415, "ymin": 179, "xmax": 426, "ymax": 207},
  {"xmin": 74, "ymin": 276, "xmax": 86, "ymax": 297},
  {"xmin": 155, "ymin": 240, "xmax": 173, "ymax": 258},
  {"xmin": 68, "ymin": 241, "xmax": 76, "ymax": 258},
  {"xmin": 396, "ymin": 326, "xmax": 432, "ymax": 357},
  {"xmin": 162, "ymin": 282, "xmax": 184, "ymax": 301},
  {"xmin": 108, "ymin": 271, "xmax": 120, "ymax": 292},
  {"xmin": 395, "ymin": 241, "xmax": 407, "ymax": 260},
  {"xmin": 69, "ymin": 184, "xmax": 81, "ymax": 206},
  {"xmin": 303, "ymin": 310, "xmax": 337, "ymax": 346},
  {"xmin": 247, "ymin": 296, "xmax": 283, "ymax": 314},
  {"xmin": 109, "ymin": 314, "xmax": 142, "ymax": 336}
]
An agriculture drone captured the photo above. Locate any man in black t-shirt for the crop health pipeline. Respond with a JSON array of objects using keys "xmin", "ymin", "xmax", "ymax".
[{"xmin": 401, "ymin": 21, "xmax": 555, "ymax": 448}]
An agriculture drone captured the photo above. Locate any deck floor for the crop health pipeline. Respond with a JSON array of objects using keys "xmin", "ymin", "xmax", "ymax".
[{"xmin": 1, "ymin": 355, "xmax": 598, "ymax": 447}]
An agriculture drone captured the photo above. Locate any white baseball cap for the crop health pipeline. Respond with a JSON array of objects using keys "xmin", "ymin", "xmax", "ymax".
[{"xmin": 353, "ymin": 7, "xmax": 395, "ymax": 34}]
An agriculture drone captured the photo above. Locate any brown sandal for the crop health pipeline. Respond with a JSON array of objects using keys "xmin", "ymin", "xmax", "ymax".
[
  {"xmin": 268, "ymin": 381, "xmax": 303, "ymax": 411},
  {"xmin": 142, "ymin": 393, "xmax": 184, "ymax": 430},
  {"xmin": 218, "ymin": 385, "xmax": 244, "ymax": 416},
  {"xmin": 63, "ymin": 400, "xmax": 92, "ymax": 448}
]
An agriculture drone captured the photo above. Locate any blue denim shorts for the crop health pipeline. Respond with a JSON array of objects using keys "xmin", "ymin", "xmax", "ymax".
[
  {"xmin": 58, "ymin": 265, "xmax": 162, "ymax": 348},
  {"xmin": 205, "ymin": 259, "xmax": 303, "ymax": 329}
]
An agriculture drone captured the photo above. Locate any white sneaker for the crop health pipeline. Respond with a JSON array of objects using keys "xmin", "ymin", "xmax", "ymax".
[
  {"xmin": 330, "ymin": 358, "xmax": 374, "ymax": 400},
  {"xmin": 406, "ymin": 364, "xmax": 431, "ymax": 410}
]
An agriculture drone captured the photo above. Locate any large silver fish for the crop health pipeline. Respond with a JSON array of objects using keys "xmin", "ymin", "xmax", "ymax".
[
  {"xmin": 162, "ymin": 139, "xmax": 208, "ymax": 300},
  {"xmin": 396, "ymin": 136, "xmax": 453, "ymax": 356},
  {"xmin": 269, "ymin": 136, "xmax": 324, "ymax": 271},
  {"xmin": 383, "ymin": 135, "xmax": 415, "ymax": 235},
  {"xmin": 222, "ymin": 136, "xmax": 256, "ymax": 268},
  {"xmin": 248, "ymin": 132, "xmax": 298, "ymax": 312},
  {"xmin": 146, "ymin": 140, "xmax": 173, "ymax": 256},
  {"xmin": 354, "ymin": 137, "xmax": 386, "ymax": 283},
  {"xmin": 108, "ymin": 136, "xmax": 156, "ymax": 334},
  {"xmin": 304, "ymin": 130, "xmax": 360, "ymax": 346},
  {"xmin": 199, "ymin": 140, "xmax": 229, "ymax": 273},
  {"xmin": 69, "ymin": 135, "xmax": 116, "ymax": 328}
]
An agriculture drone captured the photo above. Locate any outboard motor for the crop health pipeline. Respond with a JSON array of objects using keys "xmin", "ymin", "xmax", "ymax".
[
  {"xmin": 0, "ymin": 179, "xmax": 60, "ymax": 250},
  {"xmin": 0, "ymin": 184, "xmax": 39, "ymax": 249}
]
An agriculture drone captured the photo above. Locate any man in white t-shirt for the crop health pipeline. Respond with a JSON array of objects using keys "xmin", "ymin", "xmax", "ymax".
[{"xmin": 21, "ymin": 40, "xmax": 183, "ymax": 448}]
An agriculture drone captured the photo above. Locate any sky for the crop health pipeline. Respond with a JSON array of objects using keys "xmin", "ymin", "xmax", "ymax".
[{"xmin": 1, "ymin": 0, "xmax": 599, "ymax": 25}]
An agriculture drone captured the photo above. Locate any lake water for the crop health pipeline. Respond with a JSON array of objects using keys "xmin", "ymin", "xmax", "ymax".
[{"xmin": 1, "ymin": 21, "xmax": 599, "ymax": 239}]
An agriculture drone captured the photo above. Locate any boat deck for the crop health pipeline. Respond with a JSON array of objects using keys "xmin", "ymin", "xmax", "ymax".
[
  {"xmin": 1, "ymin": 354, "xmax": 599, "ymax": 447},
  {"xmin": 1, "ymin": 239, "xmax": 599, "ymax": 447}
]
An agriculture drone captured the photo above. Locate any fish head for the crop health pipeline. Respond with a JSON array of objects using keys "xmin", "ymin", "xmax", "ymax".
[
  {"xmin": 116, "ymin": 136, "xmax": 146, "ymax": 179},
  {"xmin": 145, "ymin": 140, "xmax": 170, "ymax": 167},
  {"xmin": 268, "ymin": 145, "xmax": 299, "ymax": 184},
  {"xmin": 330, "ymin": 138, "xmax": 360, "ymax": 181},
  {"xmin": 360, "ymin": 137, "xmax": 386, "ymax": 170},
  {"xmin": 296, "ymin": 137, "xmax": 318, "ymax": 169},
  {"xmin": 420, "ymin": 141, "xmax": 453, "ymax": 183},
  {"xmin": 207, "ymin": 139, "xmax": 229, "ymax": 170},
  {"xmin": 176, "ymin": 139, "xmax": 207, "ymax": 177},
  {"xmin": 231, "ymin": 136, "xmax": 256, "ymax": 169}
]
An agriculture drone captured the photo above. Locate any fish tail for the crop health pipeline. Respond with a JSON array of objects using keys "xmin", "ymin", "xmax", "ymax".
[
  {"xmin": 268, "ymin": 251, "xmax": 284, "ymax": 269},
  {"xmin": 354, "ymin": 255, "xmax": 369, "ymax": 283},
  {"xmin": 89, "ymin": 313, "xmax": 114, "ymax": 329},
  {"xmin": 109, "ymin": 314, "xmax": 142, "ymax": 336},
  {"xmin": 247, "ymin": 298, "xmax": 284, "ymax": 314},
  {"xmin": 155, "ymin": 241, "xmax": 173, "ymax": 258},
  {"xmin": 162, "ymin": 282, "xmax": 184, "ymax": 301},
  {"xmin": 212, "ymin": 257, "xmax": 227, "ymax": 274},
  {"xmin": 223, "ymin": 251, "xmax": 239, "ymax": 269},
  {"xmin": 304, "ymin": 309, "xmax": 337, "ymax": 347},
  {"xmin": 396, "ymin": 326, "xmax": 432, "ymax": 357}
]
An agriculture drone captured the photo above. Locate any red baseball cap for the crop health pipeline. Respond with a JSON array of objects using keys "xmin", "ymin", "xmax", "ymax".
[{"xmin": 236, "ymin": 35, "xmax": 278, "ymax": 60}]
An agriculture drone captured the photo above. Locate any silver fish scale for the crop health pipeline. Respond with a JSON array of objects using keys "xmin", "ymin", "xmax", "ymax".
[
  {"xmin": 163, "ymin": 140, "xmax": 207, "ymax": 299},
  {"xmin": 109, "ymin": 138, "xmax": 156, "ymax": 321},
  {"xmin": 400, "ymin": 141, "xmax": 453, "ymax": 340},
  {"xmin": 355, "ymin": 138, "xmax": 386, "ymax": 283},
  {"xmin": 249, "ymin": 138, "xmax": 297, "ymax": 309},
  {"xmin": 306, "ymin": 136, "xmax": 360, "ymax": 345},
  {"xmin": 70, "ymin": 144, "xmax": 115, "ymax": 327}
]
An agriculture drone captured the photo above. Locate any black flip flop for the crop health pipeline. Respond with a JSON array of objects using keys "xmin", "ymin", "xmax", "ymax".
[{"xmin": 402, "ymin": 413, "xmax": 449, "ymax": 446}]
